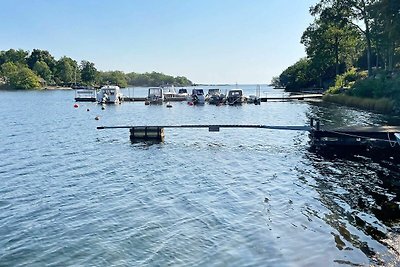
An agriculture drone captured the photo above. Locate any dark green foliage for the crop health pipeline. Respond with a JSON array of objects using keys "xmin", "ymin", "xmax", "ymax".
[
  {"xmin": 0, "ymin": 48, "xmax": 193, "ymax": 90},
  {"xmin": 98, "ymin": 71, "xmax": 128, "ymax": 88},
  {"xmin": 0, "ymin": 49, "xmax": 28, "ymax": 66},
  {"xmin": 27, "ymin": 49, "xmax": 56, "ymax": 71},
  {"xmin": 279, "ymin": 58, "xmax": 319, "ymax": 91},
  {"xmin": 10, "ymin": 68, "xmax": 41, "ymax": 89},
  {"xmin": 54, "ymin": 57, "xmax": 79, "ymax": 85},
  {"xmin": 350, "ymin": 74, "xmax": 400, "ymax": 100},
  {"xmin": 277, "ymin": 0, "xmax": 400, "ymax": 106},
  {"xmin": 326, "ymin": 68, "xmax": 368, "ymax": 94},
  {"xmin": 126, "ymin": 71, "xmax": 192, "ymax": 87},
  {"xmin": 33, "ymin": 61, "xmax": 52, "ymax": 83},
  {"xmin": 80, "ymin": 61, "xmax": 98, "ymax": 86},
  {"xmin": 1, "ymin": 61, "xmax": 40, "ymax": 89}
]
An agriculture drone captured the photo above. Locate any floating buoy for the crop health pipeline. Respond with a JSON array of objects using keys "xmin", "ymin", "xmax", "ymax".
[
  {"xmin": 101, "ymin": 106, "xmax": 105, "ymax": 110},
  {"xmin": 87, "ymin": 108, "xmax": 90, "ymax": 111},
  {"xmin": 95, "ymin": 116, "xmax": 100, "ymax": 120},
  {"xmin": 166, "ymin": 103, "xmax": 172, "ymax": 108},
  {"xmin": 188, "ymin": 102, "xmax": 194, "ymax": 106},
  {"xmin": 74, "ymin": 104, "xmax": 79, "ymax": 108}
]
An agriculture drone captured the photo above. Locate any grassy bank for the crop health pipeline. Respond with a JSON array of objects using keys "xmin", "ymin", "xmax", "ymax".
[
  {"xmin": 323, "ymin": 94, "xmax": 395, "ymax": 114},
  {"xmin": 322, "ymin": 69, "xmax": 400, "ymax": 114}
]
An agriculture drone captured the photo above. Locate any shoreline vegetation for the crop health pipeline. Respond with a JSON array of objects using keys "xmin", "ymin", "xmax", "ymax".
[
  {"xmin": 273, "ymin": 0, "xmax": 400, "ymax": 115},
  {"xmin": 0, "ymin": 49, "xmax": 193, "ymax": 90}
]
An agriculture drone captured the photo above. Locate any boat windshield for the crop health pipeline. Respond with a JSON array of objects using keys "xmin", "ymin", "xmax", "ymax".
[
  {"xmin": 208, "ymin": 89, "xmax": 220, "ymax": 95},
  {"xmin": 192, "ymin": 89, "xmax": 204, "ymax": 95},
  {"xmin": 149, "ymin": 88, "xmax": 161, "ymax": 95},
  {"xmin": 229, "ymin": 90, "xmax": 242, "ymax": 97}
]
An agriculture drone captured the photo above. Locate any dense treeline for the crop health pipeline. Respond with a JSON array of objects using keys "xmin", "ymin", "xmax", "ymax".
[
  {"xmin": 0, "ymin": 49, "xmax": 192, "ymax": 89},
  {"xmin": 275, "ymin": 0, "xmax": 400, "ymax": 98}
]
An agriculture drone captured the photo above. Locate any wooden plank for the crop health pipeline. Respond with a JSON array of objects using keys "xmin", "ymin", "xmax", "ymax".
[
  {"xmin": 330, "ymin": 126, "xmax": 400, "ymax": 133},
  {"xmin": 121, "ymin": 94, "xmax": 323, "ymax": 102}
]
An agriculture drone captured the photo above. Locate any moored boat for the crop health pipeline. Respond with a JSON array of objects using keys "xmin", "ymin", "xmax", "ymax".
[
  {"xmin": 206, "ymin": 88, "xmax": 225, "ymax": 105},
  {"xmin": 97, "ymin": 85, "xmax": 123, "ymax": 104},
  {"xmin": 147, "ymin": 87, "xmax": 164, "ymax": 104},
  {"xmin": 226, "ymin": 89, "xmax": 245, "ymax": 105},
  {"xmin": 176, "ymin": 88, "xmax": 191, "ymax": 101},
  {"xmin": 74, "ymin": 86, "xmax": 97, "ymax": 102},
  {"xmin": 162, "ymin": 86, "xmax": 186, "ymax": 101},
  {"xmin": 191, "ymin": 88, "xmax": 205, "ymax": 104}
]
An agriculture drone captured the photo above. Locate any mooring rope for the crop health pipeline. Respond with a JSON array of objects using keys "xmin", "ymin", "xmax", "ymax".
[{"xmin": 327, "ymin": 130, "xmax": 399, "ymax": 146}]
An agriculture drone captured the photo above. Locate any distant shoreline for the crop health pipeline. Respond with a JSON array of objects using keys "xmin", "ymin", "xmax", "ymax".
[{"xmin": 42, "ymin": 86, "xmax": 72, "ymax": 90}]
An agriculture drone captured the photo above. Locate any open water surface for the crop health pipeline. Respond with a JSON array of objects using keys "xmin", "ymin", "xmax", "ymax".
[{"xmin": 1, "ymin": 85, "xmax": 400, "ymax": 266}]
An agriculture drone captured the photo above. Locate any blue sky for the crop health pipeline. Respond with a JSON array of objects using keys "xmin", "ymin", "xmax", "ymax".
[{"xmin": 0, "ymin": 0, "xmax": 317, "ymax": 83}]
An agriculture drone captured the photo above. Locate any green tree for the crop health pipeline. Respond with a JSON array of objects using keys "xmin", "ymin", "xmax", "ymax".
[
  {"xmin": 0, "ymin": 49, "xmax": 28, "ymax": 66},
  {"xmin": 0, "ymin": 62, "xmax": 18, "ymax": 80},
  {"xmin": 80, "ymin": 60, "xmax": 98, "ymax": 85},
  {"xmin": 8, "ymin": 67, "xmax": 41, "ymax": 89},
  {"xmin": 279, "ymin": 58, "xmax": 318, "ymax": 91},
  {"xmin": 10, "ymin": 68, "xmax": 41, "ymax": 89},
  {"xmin": 311, "ymin": 0, "xmax": 377, "ymax": 76},
  {"xmin": 302, "ymin": 18, "xmax": 362, "ymax": 79},
  {"xmin": 55, "ymin": 56, "xmax": 78, "ymax": 85},
  {"xmin": 370, "ymin": 0, "xmax": 400, "ymax": 71},
  {"xmin": 174, "ymin": 76, "xmax": 192, "ymax": 86},
  {"xmin": 33, "ymin": 61, "xmax": 52, "ymax": 83},
  {"xmin": 27, "ymin": 49, "xmax": 56, "ymax": 71},
  {"xmin": 99, "ymin": 70, "xmax": 128, "ymax": 87}
]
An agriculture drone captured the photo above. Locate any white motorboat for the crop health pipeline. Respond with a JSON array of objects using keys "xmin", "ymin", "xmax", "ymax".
[
  {"xmin": 176, "ymin": 88, "xmax": 191, "ymax": 100},
  {"xmin": 97, "ymin": 85, "xmax": 123, "ymax": 104}
]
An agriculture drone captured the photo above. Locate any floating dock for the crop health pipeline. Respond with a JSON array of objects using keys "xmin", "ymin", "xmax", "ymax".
[
  {"xmin": 120, "ymin": 94, "xmax": 323, "ymax": 103},
  {"xmin": 97, "ymin": 124, "xmax": 311, "ymax": 142},
  {"xmin": 309, "ymin": 119, "xmax": 400, "ymax": 151},
  {"xmin": 98, "ymin": 118, "xmax": 400, "ymax": 155}
]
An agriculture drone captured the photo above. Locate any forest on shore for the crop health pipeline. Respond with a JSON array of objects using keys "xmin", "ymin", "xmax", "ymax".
[
  {"xmin": 274, "ymin": 0, "xmax": 400, "ymax": 112},
  {"xmin": 0, "ymin": 49, "xmax": 192, "ymax": 89}
]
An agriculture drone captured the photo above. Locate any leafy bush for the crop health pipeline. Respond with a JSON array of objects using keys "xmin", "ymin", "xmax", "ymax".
[
  {"xmin": 326, "ymin": 68, "xmax": 368, "ymax": 94},
  {"xmin": 350, "ymin": 74, "xmax": 400, "ymax": 101}
]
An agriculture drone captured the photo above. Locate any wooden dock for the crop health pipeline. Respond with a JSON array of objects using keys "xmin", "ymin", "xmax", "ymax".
[
  {"xmin": 260, "ymin": 93, "xmax": 323, "ymax": 102},
  {"xmin": 309, "ymin": 119, "xmax": 400, "ymax": 151},
  {"xmin": 120, "ymin": 94, "xmax": 323, "ymax": 102}
]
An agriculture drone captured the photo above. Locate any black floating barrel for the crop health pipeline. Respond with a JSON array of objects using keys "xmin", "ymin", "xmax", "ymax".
[{"xmin": 130, "ymin": 126, "xmax": 164, "ymax": 142}]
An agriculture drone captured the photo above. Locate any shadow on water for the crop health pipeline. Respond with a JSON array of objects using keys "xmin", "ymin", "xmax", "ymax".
[{"xmin": 305, "ymin": 102, "xmax": 400, "ymax": 265}]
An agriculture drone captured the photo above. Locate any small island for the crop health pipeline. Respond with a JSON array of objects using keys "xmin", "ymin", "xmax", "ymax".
[{"xmin": 0, "ymin": 49, "xmax": 193, "ymax": 90}]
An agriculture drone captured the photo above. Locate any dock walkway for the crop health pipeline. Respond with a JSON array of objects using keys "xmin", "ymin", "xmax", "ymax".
[{"xmin": 121, "ymin": 93, "xmax": 323, "ymax": 102}]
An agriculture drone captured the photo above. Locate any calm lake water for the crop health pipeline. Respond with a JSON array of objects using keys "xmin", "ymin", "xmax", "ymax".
[{"xmin": 1, "ymin": 85, "xmax": 400, "ymax": 266}]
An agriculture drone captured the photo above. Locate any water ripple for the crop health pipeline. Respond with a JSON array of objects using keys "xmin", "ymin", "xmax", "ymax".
[{"xmin": 0, "ymin": 89, "xmax": 400, "ymax": 266}]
